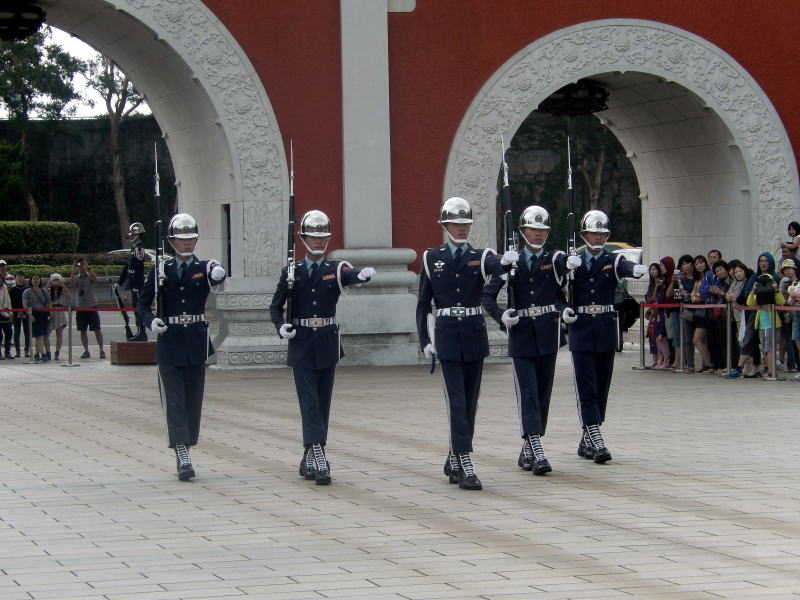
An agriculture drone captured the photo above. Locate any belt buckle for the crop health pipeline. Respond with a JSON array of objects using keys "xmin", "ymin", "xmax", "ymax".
[
  {"xmin": 307, "ymin": 317, "xmax": 324, "ymax": 328},
  {"xmin": 177, "ymin": 314, "xmax": 193, "ymax": 324},
  {"xmin": 588, "ymin": 305, "xmax": 601, "ymax": 315},
  {"xmin": 529, "ymin": 307, "xmax": 543, "ymax": 317},
  {"xmin": 450, "ymin": 307, "xmax": 466, "ymax": 318}
]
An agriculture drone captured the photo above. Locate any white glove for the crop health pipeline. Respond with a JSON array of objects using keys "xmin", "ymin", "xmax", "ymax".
[
  {"xmin": 633, "ymin": 263, "xmax": 648, "ymax": 278},
  {"xmin": 279, "ymin": 323, "xmax": 297, "ymax": 339},
  {"xmin": 501, "ymin": 308, "xmax": 520, "ymax": 328},
  {"xmin": 358, "ymin": 267, "xmax": 376, "ymax": 281},
  {"xmin": 500, "ymin": 250, "xmax": 520, "ymax": 266},
  {"xmin": 208, "ymin": 260, "xmax": 226, "ymax": 281},
  {"xmin": 566, "ymin": 254, "xmax": 582, "ymax": 270},
  {"xmin": 423, "ymin": 343, "xmax": 436, "ymax": 359},
  {"xmin": 112, "ymin": 282, "xmax": 118, "ymax": 292},
  {"xmin": 150, "ymin": 317, "xmax": 168, "ymax": 334},
  {"xmin": 562, "ymin": 307, "xmax": 577, "ymax": 324}
]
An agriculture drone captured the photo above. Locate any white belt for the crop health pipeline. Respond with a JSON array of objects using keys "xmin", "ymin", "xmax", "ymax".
[
  {"xmin": 516, "ymin": 305, "xmax": 557, "ymax": 318},
  {"xmin": 576, "ymin": 304, "xmax": 614, "ymax": 314},
  {"xmin": 436, "ymin": 306, "xmax": 483, "ymax": 317},
  {"xmin": 294, "ymin": 317, "xmax": 337, "ymax": 327},
  {"xmin": 167, "ymin": 313, "xmax": 205, "ymax": 324}
]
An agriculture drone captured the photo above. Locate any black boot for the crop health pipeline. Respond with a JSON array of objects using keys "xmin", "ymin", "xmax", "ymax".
[
  {"xmin": 175, "ymin": 443, "xmax": 195, "ymax": 481},
  {"xmin": 299, "ymin": 446, "xmax": 316, "ymax": 480},
  {"xmin": 456, "ymin": 453, "xmax": 482, "ymax": 490},
  {"xmin": 585, "ymin": 424, "xmax": 612, "ymax": 464},
  {"xmin": 517, "ymin": 439, "xmax": 533, "ymax": 471},
  {"xmin": 526, "ymin": 433, "xmax": 552, "ymax": 475},
  {"xmin": 443, "ymin": 453, "xmax": 461, "ymax": 484},
  {"xmin": 577, "ymin": 429, "xmax": 595, "ymax": 459},
  {"xmin": 131, "ymin": 327, "xmax": 148, "ymax": 342},
  {"xmin": 311, "ymin": 443, "xmax": 331, "ymax": 485}
]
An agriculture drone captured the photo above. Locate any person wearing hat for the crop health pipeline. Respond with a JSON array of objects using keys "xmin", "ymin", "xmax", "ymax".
[
  {"xmin": 270, "ymin": 210, "xmax": 376, "ymax": 485},
  {"xmin": 116, "ymin": 222, "xmax": 148, "ymax": 341},
  {"xmin": 137, "ymin": 213, "xmax": 227, "ymax": 481},
  {"xmin": 416, "ymin": 197, "xmax": 503, "ymax": 491},
  {"xmin": 564, "ymin": 210, "xmax": 647, "ymax": 464},
  {"xmin": 46, "ymin": 273, "xmax": 70, "ymax": 361},
  {"xmin": 483, "ymin": 206, "xmax": 581, "ymax": 476}
]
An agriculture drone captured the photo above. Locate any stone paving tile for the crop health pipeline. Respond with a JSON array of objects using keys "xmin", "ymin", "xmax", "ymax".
[{"xmin": 3, "ymin": 351, "xmax": 800, "ymax": 599}]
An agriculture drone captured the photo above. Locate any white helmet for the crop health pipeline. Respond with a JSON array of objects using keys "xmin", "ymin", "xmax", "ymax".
[
  {"xmin": 438, "ymin": 197, "xmax": 473, "ymax": 225},
  {"xmin": 299, "ymin": 210, "xmax": 331, "ymax": 255},
  {"xmin": 580, "ymin": 210, "xmax": 610, "ymax": 250},
  {"xmin": 168, "ymin": 213, "xmax": 199, "ymax": 239},
  {"xmin": 519, "ymin": 206, "xmax": 551, "ymax": 231}
]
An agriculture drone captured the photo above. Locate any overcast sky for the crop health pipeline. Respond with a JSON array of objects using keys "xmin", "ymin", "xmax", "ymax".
[{"xmin": 48, "ymin": 27, "xmax": 151, "ymax": 118}]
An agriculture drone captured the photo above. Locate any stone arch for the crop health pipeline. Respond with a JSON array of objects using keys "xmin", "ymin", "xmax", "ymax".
[
  {"xmin": 41, "ymin": 0, "xmax": 288, "ymax": 278},
  {"xmin": 444, "ymin": 19, "xmax": 798, "ymax": 263}
]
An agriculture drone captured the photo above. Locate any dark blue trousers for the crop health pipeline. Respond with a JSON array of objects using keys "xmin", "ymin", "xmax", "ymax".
[
  {"xmin": 158, "ymin": 363, "xmax": 206, "ymax": 448},
  {"xmin": 293, "ymin": 366, "xmax": 336, "ymax": 446},
  {"xmin": 570, "ymin": 350, "xmax": 615, "ymax": 426},
  {"xmin": 512, "ymin": 354, "xmax": 556, "ymax": 436},
  {"xmin": 440, "ymin": 358, "xmax": 483, "ymax": 454}
]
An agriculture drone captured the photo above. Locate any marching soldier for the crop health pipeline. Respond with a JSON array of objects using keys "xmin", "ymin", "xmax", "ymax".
[
  {"xmin": 563, "ymin": 210, "xmax": 646, "ymax": 463},
  {"xmin": 117, "ymin": 222, "xmax": 148, "ymax": 341},
  {"xmin": 269, "ymin": 210, "xmax": 375, "ymax": 485},
  {"xmin": 416, "ymin": 197, "xmax": 498, "ymax": 490},
  {"xmin": 482, "ymin": 206, "xmax": 581, "ymax": 475},
  {"xmin": 138, "ymin": 213, "xmax": 227, "ymax": 481}
]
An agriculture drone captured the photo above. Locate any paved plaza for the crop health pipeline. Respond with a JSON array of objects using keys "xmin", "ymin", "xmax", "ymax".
[{"xmin": 1, "ymin": 348, "xmax": 799, "ymax": 600}]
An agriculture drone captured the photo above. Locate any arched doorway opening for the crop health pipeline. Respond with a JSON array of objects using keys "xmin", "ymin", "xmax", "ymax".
[
  {"xmin": 38, "ymin": 0, "xmax": 289, "ymax": 278},
  {"xmin": 445, "ymin": 19, "xmax": 798, "ymax": 265}
]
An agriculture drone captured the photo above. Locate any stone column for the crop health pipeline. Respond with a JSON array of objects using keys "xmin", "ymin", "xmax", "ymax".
[{"xmin": 335, "ymin": 0, "xmax": 419, "ymax": 366}]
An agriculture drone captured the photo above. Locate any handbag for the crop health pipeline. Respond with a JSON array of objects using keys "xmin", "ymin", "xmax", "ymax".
[{"xmin": 680, "ymin": 307, "xmax": 696, "ymax": 323}]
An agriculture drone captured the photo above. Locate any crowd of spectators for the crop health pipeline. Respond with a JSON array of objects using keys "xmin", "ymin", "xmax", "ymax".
[
  {"xmin": 642, "ymin": 221, "xmax": 800, "ymax": 380},
  {"xmin": 0, "ymin": 258, "xmax": 105, "ymax": 363}
]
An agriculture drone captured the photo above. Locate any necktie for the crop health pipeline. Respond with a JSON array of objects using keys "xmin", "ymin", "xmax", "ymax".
[
  {"xmin": 587, "ymin": 256, "xmax": 594, "ymax": 270},
  {"xmin": 530, "ymin": 255, "xmax": 535, "ymax": 271},
  {"xmin": 310, "ymin": 262, "xmax": 318, "ymax": 278},
  {"xmin": 454, "ymin": 247, "xmax": 463, "ymax": 263},
  {"xmin": 177, "ymin": 262, "xmax": 186, "ymax": 278}
]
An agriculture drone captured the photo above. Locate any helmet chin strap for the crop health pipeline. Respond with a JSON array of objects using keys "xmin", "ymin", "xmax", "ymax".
[
  {"xmin": 444, "ymin": 228, "xmax": 468, "ymax": 245},
  {"xmin": 176, "ymin": 251, "xmax": 194, "ymax": 258},
  {"xmin": 301, "ymin": 236, "xmax": 329, "ymax": 256},
  {"xmin": 580, "ymin": 234, "xmax": 606, "ymax": 251}
]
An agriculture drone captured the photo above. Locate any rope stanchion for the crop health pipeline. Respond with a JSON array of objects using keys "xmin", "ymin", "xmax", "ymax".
[
  {"xmin": 725, "ymin": 303, "xmax": 732, "ymax": 374},
  {"xmin": 633, "ymin": 303, "xmax": 647, "ymax": 370},
  {"xmin": 766, "ymin": 303, "xmax": 778, "ymax": 381},
  {"xmin": 61, "ymin": 306, "xmax": 79, "ymax": 368},
  {"xmin": 25, "ymin": 308, "xmax": 35, "ymax": 364}
]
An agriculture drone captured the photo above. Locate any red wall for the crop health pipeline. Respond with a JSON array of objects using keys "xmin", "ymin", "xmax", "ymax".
[{"xmin": 204, "ymin": 1, "xmax": 800, "ymax": 268}]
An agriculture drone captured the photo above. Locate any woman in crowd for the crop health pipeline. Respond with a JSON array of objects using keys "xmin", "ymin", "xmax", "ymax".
[
  {"xmin": 724, "ymin": 260, "xmax": 760, "ymax": 378},
  {"xmin": 47, "ymin": 273, "xmax": 70, "ymax": 361},
  {"xmin": 644, "ymin": 263, "xmax": 669, "ymax": 368},
  {"xmin": 22, "ymin": 274, "xmax": 51, "ymax": 363},
  {"xmin": 704, "ymin": 259, "xmax": 731, "ymax": 372},
  {"xmin": 659, "ymin": 256, "xmax": 677, "ymax": 365},
  {"xmin": 745, "ymin": 252, "xmax": 784, "ymax": 377},
  {"xmin": 676, "ymin": 255, "xmax": 698, "ymax": 371},
  {"xmin": 778, "ymin": 259, "xmax": 798, "ymax": 371},
  {"xmin": 689, "ymin": 255, "xmax": 714, "ymax": 373}
]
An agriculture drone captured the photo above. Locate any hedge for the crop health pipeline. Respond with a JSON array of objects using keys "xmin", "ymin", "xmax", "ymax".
[
  {"xmin": 0, "ymin": 252, "xmax": 126, "ymax": 266},
  {"xmin": 0, "ymin": 221, "xmax": 80, "ymax": 254},
  {"xmin": 3, "ymin": 262, "xmax": 154, "ymax": 280}
]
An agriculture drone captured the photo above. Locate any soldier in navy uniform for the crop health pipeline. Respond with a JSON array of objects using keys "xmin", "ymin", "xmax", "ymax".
[
  {"xmin": 483, "ymin": 206, "xmax": 581, "ymax": 475},
  {"xmin": 416, "ymin": 197, "xmax": 500, "ymax": 490},
  {"xmin": 117, "ymin": 222, "xmax": 148, "ymax": 341},
  {"xmin": 270, "ymin": 210, "xmax": 375, "ymax": 485},
  {"xmin": 138, "ymin": 213, "xmax": 227, "ymax": 481},
  {"xmin": 562, "ymin": 210, "xmax": 647, "ymax": 463}
]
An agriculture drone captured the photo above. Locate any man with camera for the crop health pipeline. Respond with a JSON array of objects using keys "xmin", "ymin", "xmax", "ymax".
[{"xmin": 71, "ymin": 258, "xmax": 105, "ymax": 360}]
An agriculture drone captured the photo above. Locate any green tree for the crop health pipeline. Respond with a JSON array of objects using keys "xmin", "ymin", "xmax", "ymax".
[
  {"xmin": 85, "ymin": 56, "xmax": 145, "ymax": 246},
  {"xmin": 0, "ymin": 25, "xmax": 85, "ymax": 220}
]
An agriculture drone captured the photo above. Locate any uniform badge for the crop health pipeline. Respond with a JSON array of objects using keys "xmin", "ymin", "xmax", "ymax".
[
  {"xmin": 433, "ymin": 260, "xmax": 445, "ymax": 270},
  {"xmin": 322, "ymin": 273, "xmax": 336, "ymax": 280},
  {"xmin": 467, "ymin": 260, "xmax": 480, "ymax": 266},
  {"xmin": 602, "ymin": 264, "xmax": 613, "ymax": 271},
  {"xmin": 191, "ymin": 272, "xmax": 204, "ymax": 279},
  {"xmin": 539, "ymin": 264, "xmax": 552, "ymax": 270},
  {"xmin": 134, "ymin": 247, "xmax": 145, "ymax": 261}
]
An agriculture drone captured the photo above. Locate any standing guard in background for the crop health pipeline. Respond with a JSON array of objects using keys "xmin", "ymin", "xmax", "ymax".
[
  {"xmin": 562, "ymin": 210, "xmax": 647, "ymax": 463},
  {"xmin": 416, "ymin": 197, "xmax": 498, "ymax": 490},
  {"xmin": 138, "ymin": 213, "xmax": 227, "ymax": 481},
  {"xmin": 117, "ymin": 222, "xmax": 148, "ymax": 341},
  {"xmin": 270, "ymin": 210, "xmax": 375, "ymax": 485},
  {"xmin": 483, "ymin": 206, "xmax": 581, "ymax": 475}
]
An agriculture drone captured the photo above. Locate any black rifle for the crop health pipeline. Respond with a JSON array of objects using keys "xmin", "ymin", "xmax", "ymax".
[
  {"xmin": 153, "ymin": 143, "xmax": 166, "ymax": 321},
  {"xmin": 112, "ymin": 284, "xmax": 134, "ymax": 340},
  {"xmin": 500, "ymin": 134, "xmax": 517, "ymax": 312},
  {"xmin": 566, "ymin": 135, "xmax": 577, "ymax": 307},
  {"xmin": 285, "ymin": 140, "xmax": 296, "ymax": 326}
]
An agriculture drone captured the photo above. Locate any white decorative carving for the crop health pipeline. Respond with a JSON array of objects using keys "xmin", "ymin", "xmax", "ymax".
[
  {"xmin": 114, "ymin": 0, "xmax": 288, "ymax": 278},
  {"xmin": 444, "ymin": 19, "xmax": 798, "ymax": 257}
]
